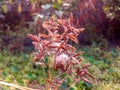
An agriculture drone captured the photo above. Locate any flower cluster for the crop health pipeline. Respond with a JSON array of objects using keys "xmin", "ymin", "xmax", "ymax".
[{"xmin": 28, "ymin": 14, "xmax": 93, "ymax": 89}]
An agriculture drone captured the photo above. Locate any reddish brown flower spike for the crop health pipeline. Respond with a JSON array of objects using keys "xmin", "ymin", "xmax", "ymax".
[
  {"xmin": 28, "ymin": 15, "xmax": 93, "ymax": 89},
  {"xmin": 28, "ymin": 34, "xmax": 38, "ymax": 42}
]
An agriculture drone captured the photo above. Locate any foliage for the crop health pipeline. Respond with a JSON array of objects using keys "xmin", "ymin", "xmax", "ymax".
[
  {"xmin": 77, "ymin": 44, "xmax": 120, "ymax": 90},
  {"xmin": 0, "ymin": 0, "xmax": 120, "ymax": 90},
  {"xmin": 0, "ymin": 27, "xmax": 34, "ymax": 53},
  {"xmin": 0, "ymin": 0, "xmax": 33, "ymax": 33},
  {"xmin": 28, "ymin": 15, "xmax": 93, "ymax": 89},
  {"xmin": 0, "ymin": 51, "xmax": 45, "ymax": 89},
  {"xmin": 0, "ymin": 43, "xmax": 120, "ymax": 89},
  {"xmin": 102, "ymin": 0, "xmax": 120, "ymax": 41},
  {"xmin": 103, "ymin": 0, "xmax": 120, "ymax": 19},
  {"xmin": 0, "ymin": 0, "xmax": 69, "ymax": 52},
  {"xmin": 69, "ymin": 0, "xmax": 109, "ymax": 44},
  {"xmin": 0, "ymin": 0, "xmax": 35, "ymax": 52},
  {"xmin": 71, "ymin": 0, "xmax": 120, "ymax": 43}
]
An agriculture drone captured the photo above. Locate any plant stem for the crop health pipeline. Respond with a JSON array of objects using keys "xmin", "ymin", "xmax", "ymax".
[{"xmin": 46, "ymin": 60, "xmax": 52, "ymax": 90}]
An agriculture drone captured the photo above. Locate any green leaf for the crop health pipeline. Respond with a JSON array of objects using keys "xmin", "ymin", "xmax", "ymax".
[
  {"xmin": 45, "ymin": 57, "xmax": 49, "ymax": 64},
  {"xmin": 67, "ymin": 76, "xmax": 73, "ymax": 84},
  {"xmin": 61, "ymin": 72, "xmax": 66, "ymax": 78},
  {"xmin": 70, "ymin": 83, "xmax": 77, "ymax": 90},
  {"xmin": 69, "ymin": 86, "xmax": 77, "ymax": 90},
  {"xmin": 2, "ymin": 72, "xmax": 7, "ymax": 78},
  {"xmin": 21, "ymin": 53, "xmax": 28, "ymax": 61},
  {"xmin": 52, "ymin": 3, "xmax": 60, "ymax": 9},
  {"xmin": 27, "ymin": 73, "xmax": 36, "ymax": 79},
  {"xmin": 61, "ymin": 82, "xmax": 67, "ymax": 90},
  {"xmin": 12, "ymin": 66, "xmax": 18, "ymax": 72},
  {"xmin": 45, "ymin": 67, "xmax": 48, "ymax": 73},
  {"xmin": 85, "ymin": 82, "xmax": 92, "ymax": 89}
]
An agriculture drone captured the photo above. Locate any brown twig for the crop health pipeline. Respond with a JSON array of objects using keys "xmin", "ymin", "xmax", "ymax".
[{"xmin": 0, "ymin": 81, "xmax": 37, "ymax": 90}]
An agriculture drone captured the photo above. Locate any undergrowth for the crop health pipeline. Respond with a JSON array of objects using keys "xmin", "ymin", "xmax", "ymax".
[
  {"xmin": 0, "ymin": 42, "xmax": 120, "ymax": 89},
  {"xmin": 0, "ymin": 51, "xmax": 46, "ymax": 89}
]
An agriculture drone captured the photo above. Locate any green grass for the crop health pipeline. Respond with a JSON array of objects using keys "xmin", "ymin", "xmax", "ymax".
[
  {"xmin": 0, "ymin": 50, "xmax": 46, "ymax": 89},
  {"xmin": 0, "ymin": 44, "xmax": 120, "ymax": 90},
  {"xmin": 78, "ymin": 45, "xmax": 120, "ymax": 90}
]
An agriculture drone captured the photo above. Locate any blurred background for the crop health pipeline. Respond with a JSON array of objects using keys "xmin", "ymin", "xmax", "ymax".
[{"xmin": 0, "ymin": 0, "xmax": 120, "ymax": 89}]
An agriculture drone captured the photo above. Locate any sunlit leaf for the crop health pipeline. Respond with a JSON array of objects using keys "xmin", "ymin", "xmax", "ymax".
[
  {"xmin": 2, "ymin": 4, "xmax": 7, "ymax": 13},
  {"xmin": 18, "ymin": 4, "xmax": 22, "ymax": 13},
  {"xmin": 70, "ymin": 83, "xmax": 77, "ymax": 90},
  {"xmin": 52, "ymin": 3, "xmax": 60, "ymax": 9},
  {"xmin": 8, "ymin": 0, "xmax": 13, "ymax": 4},
  {"xmin": 103, "ymin": 84, "xmax": 111, "ymax": 90},
  {"xmin": 57, "ymin": 0, "xmax": 63, "ymax": 5}
]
